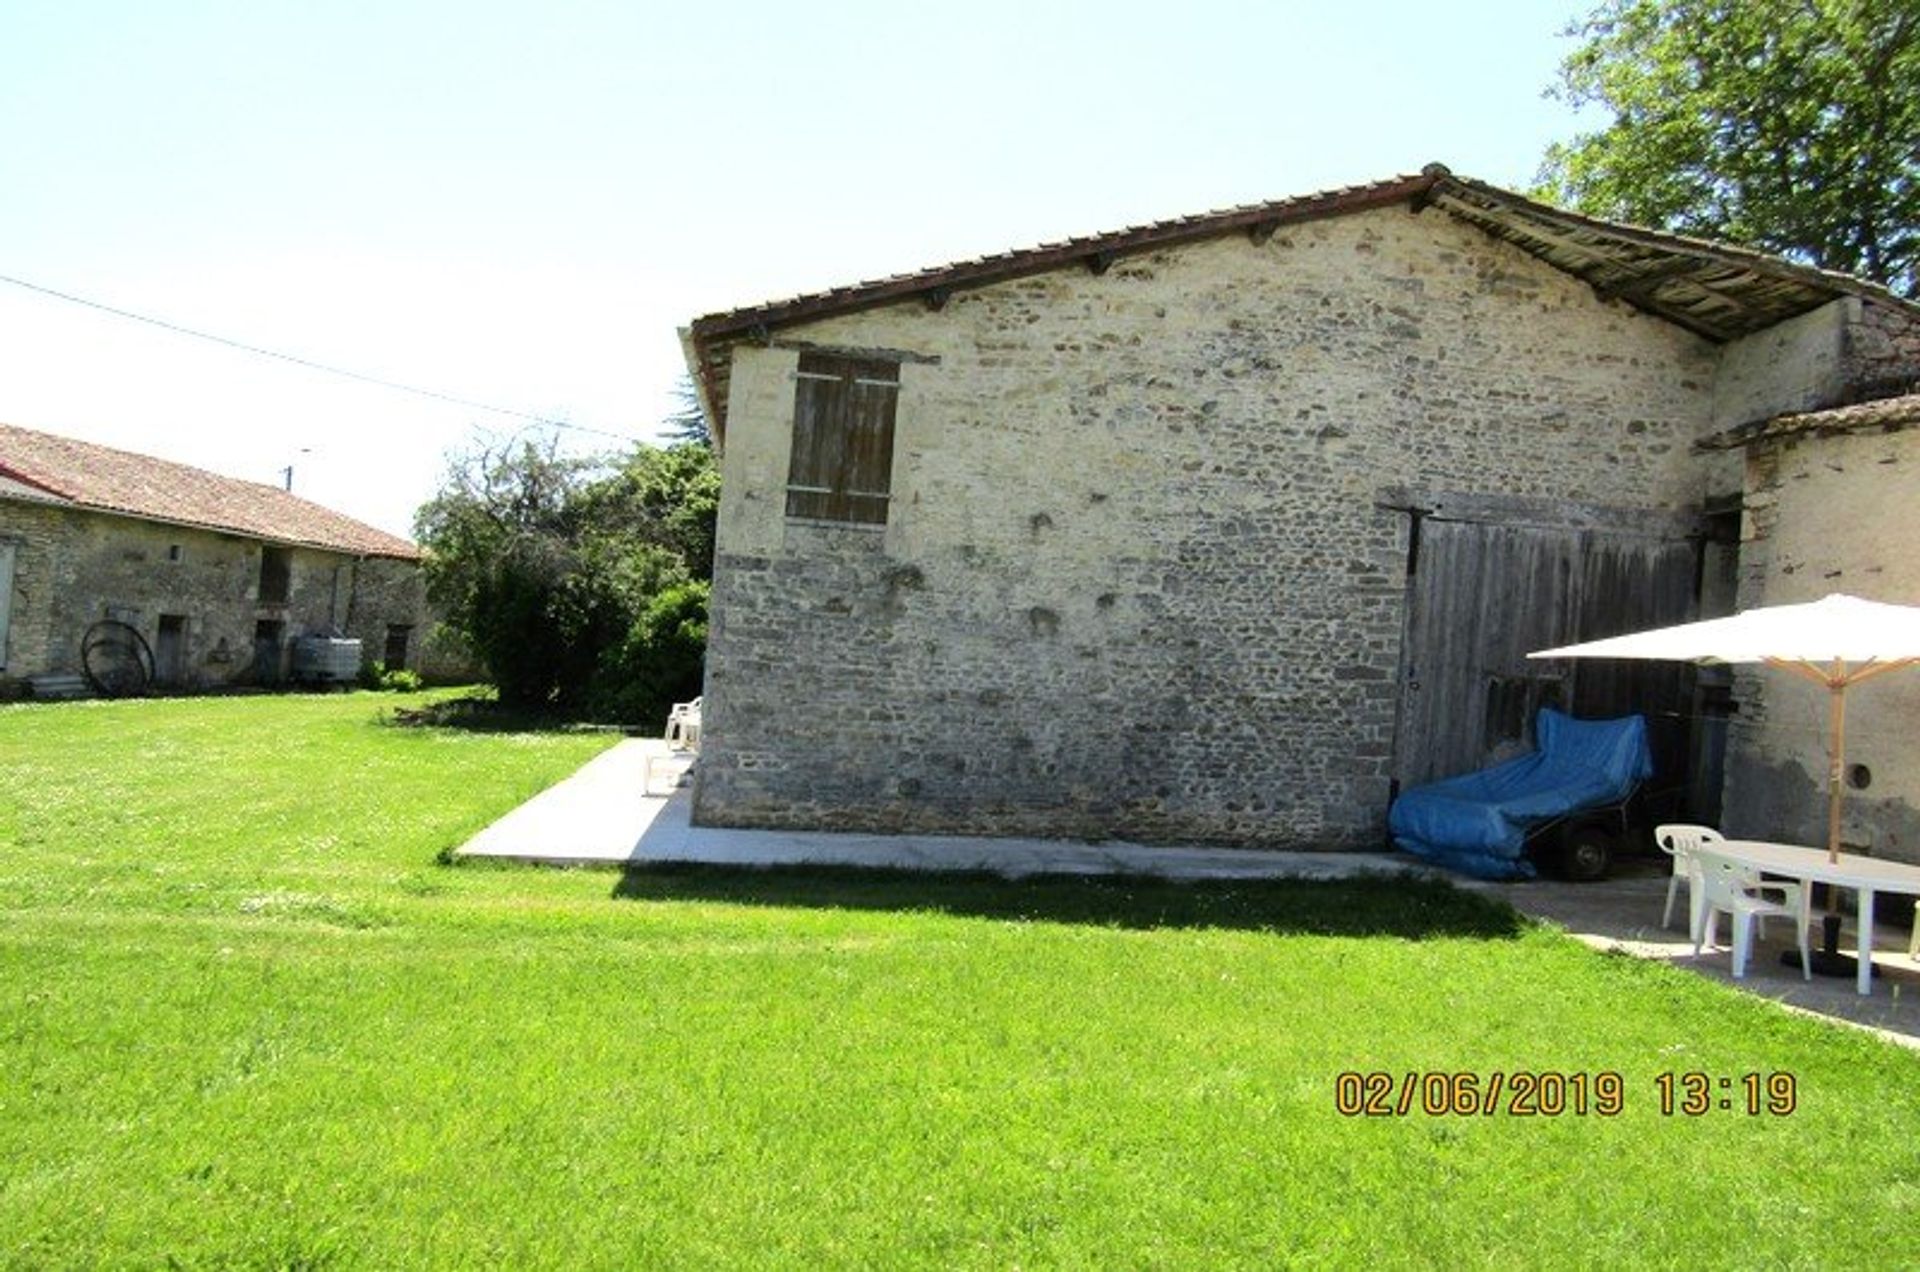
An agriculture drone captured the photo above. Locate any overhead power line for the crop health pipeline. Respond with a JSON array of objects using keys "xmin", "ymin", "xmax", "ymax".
[{"xmin": 0, "ymin": 270, "xmax": 643, "ymax": 444}]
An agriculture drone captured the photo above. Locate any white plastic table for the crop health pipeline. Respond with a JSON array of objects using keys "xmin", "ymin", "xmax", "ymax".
[{"xmin": 1717, "ymin": 840, "xmax": 1920, "ymax": 995}]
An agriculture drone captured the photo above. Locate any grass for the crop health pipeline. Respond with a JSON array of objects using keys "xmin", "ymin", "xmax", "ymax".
[{"xmin": 2, "ymin": 692, "xmax": 1919, "ymax": 1268}]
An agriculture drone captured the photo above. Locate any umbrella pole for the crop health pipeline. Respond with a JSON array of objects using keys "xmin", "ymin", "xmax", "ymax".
[
  {"xmin": 1827, "ymin": 661, "xmax": 1845, "ymax": 865},
  {"xmin": 1800, "ymin": 660, "xmax": 1854, "ymax": 975},
  {"xmin": 1779, "ymin": 659, "xmax": 1857, "ymax": 976},
  {"xmin": 1806, "ymin": 657, "xmax": 1919, "ymax": 974}
]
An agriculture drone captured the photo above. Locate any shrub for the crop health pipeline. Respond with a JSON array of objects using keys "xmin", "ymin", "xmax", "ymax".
[
  {"xmin": 358, "ymin": 660, "xmax": 425, "ymax": 693},
  {"xmin": 380, "ymin": 667, "xmax": 424, "ymax": 692},
  {"xmin": 589, "ymin": 581, "xmax": 709, "ymax": 729}
]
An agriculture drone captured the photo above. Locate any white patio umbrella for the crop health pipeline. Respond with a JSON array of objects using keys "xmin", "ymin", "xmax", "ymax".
[{"xmin": 1529, "ymin": 593, "xmax": 1920, "ymax": 864}]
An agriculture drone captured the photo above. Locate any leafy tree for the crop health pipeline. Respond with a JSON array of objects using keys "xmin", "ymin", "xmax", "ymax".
[
  {"xmin": 414, "ymin": 431, "xmax": 719, "ymax": 721},
  {"xmin": 1539, "ymin": 0, "xmax": 1920, "ymax": 296},
  {"xmin": 569, "ymin": 442, "xmax": 720, "ymax": 581},
  {"xmin": 413, "ymin": 438, "xmax": 587, "ymax": 708}
]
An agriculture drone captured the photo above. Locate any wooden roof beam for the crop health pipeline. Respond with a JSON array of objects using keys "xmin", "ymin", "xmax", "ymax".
[{"xmin": 1593, "ymin": 256, "xmax": 1705, "ymax": 301}]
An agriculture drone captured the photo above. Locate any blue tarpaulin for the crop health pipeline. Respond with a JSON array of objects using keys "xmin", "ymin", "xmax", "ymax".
[{"xmin": 1389, "ymin": 709, "xmax": 1653, "ymax": 880}]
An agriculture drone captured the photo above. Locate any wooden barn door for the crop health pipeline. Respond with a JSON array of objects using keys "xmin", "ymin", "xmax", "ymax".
[{"xmin": 1391, "ymin": 505, "xmax": 1699, "ymax": 792}]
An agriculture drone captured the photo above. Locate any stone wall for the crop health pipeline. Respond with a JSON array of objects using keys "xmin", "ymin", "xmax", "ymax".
[
  {"xmin": 0, "ymin": 501, "xmax": 432, "ymax": 694},
  {"xmin": 1706, "ymin": 295, "xmax": 1920, "ymax": 430},
  {"xmin": 1723, "ymin": 424, "xmax": 1920, "ymax": 862},
  {"xmin": 698, "ymin": 205, "xmax": 1725, "ymax": 847},
  {"xmin": 1843, "ymin": 297, "xmax": 1920, "ymax": 395},
  {"xmin": 1708, "ymin": 302, "xmax": 1849, "ymax": 496},
  {"xmin": 0, "ymin": 498, "xmax": 62, "ymax": 681}
]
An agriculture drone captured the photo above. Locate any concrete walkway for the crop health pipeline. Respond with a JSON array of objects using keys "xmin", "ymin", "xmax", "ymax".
[
  {"xmin": 457, "ymin": 738, "xmax": 1920, "ymax": 1047},
  {"xmin": 456, "ymin": 738, "xmax": 1429, "ymax": 881}
]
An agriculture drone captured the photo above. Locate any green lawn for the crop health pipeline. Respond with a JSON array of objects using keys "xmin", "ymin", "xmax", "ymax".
[{"xmin": 2, "ymin": 692, "xmax": 1918, "ymax": 1268}]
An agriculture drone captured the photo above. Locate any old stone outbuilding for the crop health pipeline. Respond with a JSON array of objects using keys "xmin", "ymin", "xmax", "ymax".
[
  {"xmin": 0, "ymin": 421, "xmax": 451, "ymax": 695},
  {"xmin": 680, "ymin": 164, "xmax": 1920, "ymax": 856}
]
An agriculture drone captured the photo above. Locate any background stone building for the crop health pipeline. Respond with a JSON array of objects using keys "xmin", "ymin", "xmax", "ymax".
[
  {"xmin": 682, "ymin": 165, "xmax": 1920, "ymax": 852},
  {"xmin": 0, "ymin": 422, "xmax": 459, "ymax": 695}
]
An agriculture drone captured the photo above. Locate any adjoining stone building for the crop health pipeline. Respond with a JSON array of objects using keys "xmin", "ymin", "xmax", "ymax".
[
  {"xmin": 680, "ymin": 164, "xmax": 1920, "ymax": 854},
  {"xmin": 1699, "ymin": 392, "xmax": 1920, "ymax": 862},
  {"xmin": 0, "ymin": 421, "xmax": 453, "ymax": 695}
]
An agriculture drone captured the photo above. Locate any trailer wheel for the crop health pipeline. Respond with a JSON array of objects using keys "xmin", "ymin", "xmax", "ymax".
[{"xmin": 1558, "ymin": 823, "xmax": 1616, "ymax": 882}]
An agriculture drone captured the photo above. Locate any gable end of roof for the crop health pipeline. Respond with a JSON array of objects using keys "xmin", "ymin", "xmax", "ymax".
[{"xmin": 683, "ymin": 164, "xmax": 1920, "ymax": 450}]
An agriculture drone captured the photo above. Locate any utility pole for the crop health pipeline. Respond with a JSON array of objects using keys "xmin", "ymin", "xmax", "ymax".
[{"xmin": 279, "ymin": 447, "xmax": 312, "ymax": 492}]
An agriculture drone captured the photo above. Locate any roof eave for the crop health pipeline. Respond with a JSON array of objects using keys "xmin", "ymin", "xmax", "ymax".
[
  {"xmin": 0, "ymin": 489, "xmax": 421, "ymax": 561},
  {"xmin": 678, "ymin": 326, "xmax": 727, "ymax": 455},
  {"xmin": 687, "ymin": 171, "xmax": 1438, "ymax": 342}
]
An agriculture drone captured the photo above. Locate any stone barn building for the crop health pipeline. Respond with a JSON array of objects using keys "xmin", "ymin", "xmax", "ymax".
[
  {"xmin": 681, "ymin": 164, "xmax": 1920, "ymax": 853},
  {"xmin": 0, "ymin": 422, "xmax": 449, "ymax": 695}
]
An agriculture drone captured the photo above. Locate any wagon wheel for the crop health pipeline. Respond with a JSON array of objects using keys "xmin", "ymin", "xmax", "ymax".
[
  {"xmin": 81, "ymin": 619, "xmax": 155, "ymax": 697},
  {"xmin": 1557, "ymin": 823, "xmax": 1617, "ymax": 883}
]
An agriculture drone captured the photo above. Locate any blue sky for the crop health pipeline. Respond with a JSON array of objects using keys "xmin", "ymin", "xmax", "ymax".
[{"xmin": 0, "ymin": 1, "xmax": 1595, "ymax": 535}]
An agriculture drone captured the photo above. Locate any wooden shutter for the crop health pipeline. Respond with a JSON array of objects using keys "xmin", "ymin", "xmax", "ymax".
[{"xmin": 787, "ymin": 353, "xmax": 898, "ymax": 524}]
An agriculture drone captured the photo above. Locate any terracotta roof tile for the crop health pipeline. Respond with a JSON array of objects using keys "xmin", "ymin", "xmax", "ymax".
[{"xmin": 0, "ymin": 421, "xmax": 420, "ymax": 559}]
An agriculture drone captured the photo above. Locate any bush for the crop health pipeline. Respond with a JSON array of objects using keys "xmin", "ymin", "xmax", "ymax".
[
  {"xmin": 589, "ymin": 581, "xmax": 709, "ymax": 730},
  {"xmin": 358, "ymin": 660, "xmax": 425, "ymax": 693},
  {"xmin": 381, "ymin": 667, "xmax": 424, "ymax": 692}
]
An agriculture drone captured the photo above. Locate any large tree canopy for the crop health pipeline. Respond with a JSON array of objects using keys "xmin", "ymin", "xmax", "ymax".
[{"xmin": 1539, "ymin": 0, "xmax": 1920, "ymax": 297}]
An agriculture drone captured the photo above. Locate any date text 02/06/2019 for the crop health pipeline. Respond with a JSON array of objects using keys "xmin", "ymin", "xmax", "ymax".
[{"xmin": 1332, "ymin": 1071, "xmax": 1798, "ymax": 1118}]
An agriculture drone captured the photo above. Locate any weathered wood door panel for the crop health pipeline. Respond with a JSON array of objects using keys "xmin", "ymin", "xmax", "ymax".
[
  {"xmin": 1392, "ymin": 514, "xmax": 1698, "ymax": 791},
  {"xmin": 155, "ymin": 615, "xmax": 187, "ymax": 686}
]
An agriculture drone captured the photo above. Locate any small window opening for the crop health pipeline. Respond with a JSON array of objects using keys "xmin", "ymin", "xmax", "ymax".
[{"xmin": 258, "ymin": 546, "xmax": 291, "ymax": 604}]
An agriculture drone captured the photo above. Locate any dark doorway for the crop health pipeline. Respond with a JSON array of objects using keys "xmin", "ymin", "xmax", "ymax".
[
  {"xmin": 384, "ymin": 623, "xmax": 412, "ymax": 670},
  {"xmin": 155, "ymin": 614, "xmax": 187, "ymax": 686},
  {"xmin": 253, "ymin": 619, "xmax": 285, "ymax": 685}
]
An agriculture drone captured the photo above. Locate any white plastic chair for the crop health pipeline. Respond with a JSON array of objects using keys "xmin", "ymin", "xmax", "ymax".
[
  {"xmin": 665, "ymin": 697, "xmax": 702, "ymax": 751},
  {"xmin": 645, "ymin": 698, "xmax": 703, "ymax": 797},
  {"xmin": 1693, "ymin": 847, "xmax": 1811, "ymax": 980},
  {"xmin": 1654, "ymin": 823, "xmax": 1720, "ymax": 939},
  {"xmin": 1656, "ymin": 823, "xmax": 1804, "ymax": 945}
]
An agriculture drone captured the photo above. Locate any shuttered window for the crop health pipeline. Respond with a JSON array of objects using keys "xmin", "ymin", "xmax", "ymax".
[{"xmin": 786, "ymin": 353, "xmax": 899, "ymax": 525}]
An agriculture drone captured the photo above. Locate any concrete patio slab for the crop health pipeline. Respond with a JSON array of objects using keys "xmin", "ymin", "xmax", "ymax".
[
  {"xmin": 456, "ymin": 738, "xmax": 1433, "ymax": 882},
  {"xmin": 457, "ymin": 738, "xmax": 1920, "ymax": 1048}
]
